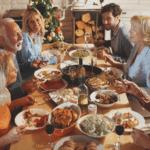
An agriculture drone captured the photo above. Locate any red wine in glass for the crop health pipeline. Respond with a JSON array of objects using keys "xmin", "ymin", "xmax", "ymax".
[
  {"xmin": 45, "ymin": 124, "xmax": 54, "ymax": 148},
  {"xmin": 114, "ymin": 124, "xmax": 125, "ymax": 149}
]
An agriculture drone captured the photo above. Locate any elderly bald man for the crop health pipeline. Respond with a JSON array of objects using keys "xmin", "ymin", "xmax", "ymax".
[{"xmin": 0, "ymin": 18, "xmax": 41, "ymax": 100}]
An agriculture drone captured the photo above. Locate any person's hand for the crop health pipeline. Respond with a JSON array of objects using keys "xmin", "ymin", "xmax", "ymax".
[
  {"xmin": 5, "ymin": 125, "xmax": 27, "ymax": 144},
  {"xmin": 98, "ymin": 50, "xmax": 107, "ymax": 59},
  {"xmin": 131, "ymin": 128, "xmax": 150, "ymax": 149},
  {"xmin": 31, "ymin": 59, "xmax": 49, "ymax": 69},
  {"xmin": 19, "ymin": 95, "xmax": 35, "ymax": 105},
  {"xmin": 22, "ymin": 78, "xmax": 41, "ymax": 93}
]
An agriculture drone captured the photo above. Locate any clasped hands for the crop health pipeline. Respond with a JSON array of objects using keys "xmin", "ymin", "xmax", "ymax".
[{"xmin": 31, "ymin": 59, "xmax": 49, "ymax": 69}]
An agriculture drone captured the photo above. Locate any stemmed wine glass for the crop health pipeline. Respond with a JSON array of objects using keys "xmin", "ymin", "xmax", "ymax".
[
  {"xmin": 69, "ymin": 66, "xmax": 76, "ymax": 86},
  {"xmin": 45, "ymin": 116, "xmax": 55, "ymax": 148},
  {"xmin": 114, "ymin": 121, "xmax": 125, "ymax": 149},
  {"xmin": 85, "ymin": 32, "xmax": 90, "ymax": 50}
]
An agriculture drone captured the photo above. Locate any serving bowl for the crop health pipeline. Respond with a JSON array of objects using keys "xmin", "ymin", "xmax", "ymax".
[
  {"xmin": 90, "ymin": 90, "xmax": 120, "ymax": 108},
  {"xmin": 77, "ymin": 114, "xmax": 115, "ymax": 138},
  {"xmin": 49, "ymin": 102, "xmax": 81, "ymax": 136},
  {"xmin": 62, "ymin": 65, "xmax": 103, "ymax": 85}
]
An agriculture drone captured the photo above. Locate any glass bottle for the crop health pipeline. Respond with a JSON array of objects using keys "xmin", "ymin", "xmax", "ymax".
[
  {"xmin": 78, "ymin": 72, "xmax": 88, "ymax": 115},
  {"xmin": 76, "ymin": 58, "xmax": 85, "ymax": 85}
]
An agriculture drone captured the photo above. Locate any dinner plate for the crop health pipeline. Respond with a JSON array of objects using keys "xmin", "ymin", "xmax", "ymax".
[
  {"xmin": 15, "ymin": 108, "xmax": 49, "ymax": 130},
  {"xmin": 40, "ymin": 79, "xmax": 68, "ymax": 92},
  {"xmin": 90, "ymin": 90, "xmax": 120, "ymax": 108},
  {"xmin": 60, "ymin": 60, "xmax": 89, "ymax": 69},
  {"xmin": 68, "ymin": 49, "xmax": 91, "ymax": 59},
  {"xmin": 34, "ymin": 68, "xmax": 61, "ymax": 80},
  {"xmin": 53, "ymin": 135, "xmax": 104, "ymax": 150},
  {"xmin": 109, "ymin": 110, "xmax": 145, "ymax": 132},
  {"xmin": 103, "ymin": 67, "xmax": 123, "ymax": 79},
  {"xmin": 41, "ymin": 49, "xmax": 60, "ymax": 57}
]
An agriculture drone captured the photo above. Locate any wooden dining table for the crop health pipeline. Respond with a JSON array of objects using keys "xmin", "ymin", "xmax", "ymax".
[{"xmin": 10, "ymin": 44, "xmax": 145, "ymax": 150}]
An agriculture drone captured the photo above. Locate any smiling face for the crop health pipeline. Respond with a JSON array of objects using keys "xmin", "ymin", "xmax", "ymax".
[
  {"xmin": 129, "ymin": 21, "xmax": 142, "ymax": 44},
  {"xmin": 6, "ymin": 59, "xmax": 18, "ymax": 86},
  {"xmin": 5, "ymin": 22, "xmax": 23, "ymax": 53},
  {"xmin": 102, "ymin": 11, "xmax": 120, "ymax": 31},
  {"xmin": 28, "ymin": 14, "xmax": 42, "ymax": 35}
]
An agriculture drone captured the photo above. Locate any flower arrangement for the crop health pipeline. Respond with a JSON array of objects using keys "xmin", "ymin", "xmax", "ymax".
[{"xmin": 29, "ymin": 0, "xmax": 64, "ymax": 43}]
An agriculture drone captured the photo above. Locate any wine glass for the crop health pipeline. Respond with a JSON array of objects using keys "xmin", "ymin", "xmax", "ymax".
[
  {"xmin": 114, "ymin": 122, "xmax": 125, "ymax": 149},
  {"xmin": 69, "ymin": 66, "xmax": 76, "ymax": 86},
  {"xmin": 45, "ymin": 117, "xmax": 55, "ymax": 148},
  {"xmin": 85, "ymin": 32, "xmax": 90, "ymax": 49}
]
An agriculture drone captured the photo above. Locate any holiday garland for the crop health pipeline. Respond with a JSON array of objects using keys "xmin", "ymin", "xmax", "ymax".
[{"xmin": 29, "ymin": 0, "xmax": 64, "ymax": 43}]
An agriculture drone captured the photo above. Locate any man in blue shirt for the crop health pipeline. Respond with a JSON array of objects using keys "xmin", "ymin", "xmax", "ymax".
[{"xmin": 97, "ymin": 3, "xmax": 133, "ymax": 62}]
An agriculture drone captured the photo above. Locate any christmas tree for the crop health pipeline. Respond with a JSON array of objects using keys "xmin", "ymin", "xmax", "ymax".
[{"xmin": 30, "ymin": 0, "xmax": 64, "ymax": 43}]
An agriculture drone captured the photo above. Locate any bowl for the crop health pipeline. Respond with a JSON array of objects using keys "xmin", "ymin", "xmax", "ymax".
[
  {"xmin": 77, "ymin": 114, "xmax": 115, "ymax": 138},
  {"xmin": 62, "ymin": 65, "xmax": 103, "ymax": 86},
  {"xmin": 90, "ymin": 90, "xmax": 120, "ymax": 108},
  {"xmin": 68, "ymin": 49, "xmax": 91, "ymax": 59},
  {"xmin": 49, "ymin": 102, "xmax": 81, "ymax": 136},
  {"xmin": 86, "ymin": 75, "xmax": 111, "ymax": 91}
]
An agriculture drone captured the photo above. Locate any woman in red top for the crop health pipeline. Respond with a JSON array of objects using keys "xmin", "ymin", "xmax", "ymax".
[{"xmin": 0, "ymin": 50, "xmax": 35, "ymax": 150}]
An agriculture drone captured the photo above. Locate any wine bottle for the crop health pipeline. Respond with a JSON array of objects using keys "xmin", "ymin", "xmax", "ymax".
[
  {"xmin": 76, "ymin": 58, "xmax": 85, "ymax": 85},
  {"xmin": 78, "ymin": 73, "xmax": 88, "ymax": 115}
]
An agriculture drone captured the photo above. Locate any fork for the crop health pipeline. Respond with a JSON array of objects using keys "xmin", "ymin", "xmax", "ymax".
[{"xmin": 35, "ymin": 101, "xmax": 46, "ymax": 105}]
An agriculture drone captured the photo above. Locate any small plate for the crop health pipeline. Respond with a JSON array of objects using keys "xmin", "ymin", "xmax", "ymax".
[
  {"xmin": 15, "ymin": 108, "xmax": 49, "ymax": 130},
  {"xmin": 41, "ymin": 49, "xmax": 60, "ymax": 57},
  {"xmin": 54, "ymin": 135, "xmax": 104, "ymax": 150},
  {"xmin": 90, "ymin": 90, "xmax": 120, "ymax": 108},
  {"xmin": 40, "ymin": 79, "xmax": 68, "ymax": 92},
  {"xmin": 69, "ymin": 49, "xmax": 91, "ymax": 59},
  {"xmin": 34, "ymin": 68, "xmax": 61, "ymax": 80},
  {"xmin": 109, "ymin": 110, "xmax": 145, "ymax": 132}
]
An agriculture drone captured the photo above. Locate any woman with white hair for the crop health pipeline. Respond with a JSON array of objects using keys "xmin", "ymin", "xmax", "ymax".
[
  {"xmin": 16, "ymin": 7, "xmax": 62, "ymax": 79},
  {"xmin": 0, "ymin": 50, "xmax": 35, "ymax": 150}
]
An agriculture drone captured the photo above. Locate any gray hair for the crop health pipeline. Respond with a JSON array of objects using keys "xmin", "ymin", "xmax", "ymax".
[{"xmin": 0, "ymin": 18, "xmax": 15, "ymax": 38}]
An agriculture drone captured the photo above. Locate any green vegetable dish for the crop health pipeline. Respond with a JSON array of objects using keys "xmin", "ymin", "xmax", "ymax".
[
  {"xmin": 80, "ymin": 114, "xmax": 114, "ymax": 137},
  {"xmin": 71, "ymin": 50, "xmax": 90, "ymax": 58}
]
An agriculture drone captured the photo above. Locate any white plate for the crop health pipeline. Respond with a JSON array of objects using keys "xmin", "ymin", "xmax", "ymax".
[
  {"xmin": 34, "ymin": 68, "xmax": 61, "ymax": 80},
  {"xmin": 41, "ymin": 49, "xmax": 60, "ymax": 57},
  {"xmin": 109, "ymin": 110, "xmax": 145, "ymax": 132},
  {"xmin": 104, "ymin": 67, "xmax": 123, "ymax": 79},
  {"xmin": 40, "ymin": 79, "xmax": 68, "ymax": 92},
  {"xmin": 77, "ymin": 114, "xmax": 115, "ymax": 138},
  {"xmin": 60, "ymin": 60, "xmax": 89, "ymax": 69},
  {"xmin": 53, "ymin": 135, "xmax": 104, "ymax": 150},
  {"xmin": 69, "ymin": 49, "xmax": 91, "ymax": 59},
  {"xmin": 90, "ymin": 90, "xmax": 120, "ymax": 108},
  {"xmin": 15, "ymin": 108, "xmax": 49, "ymax": 130}
]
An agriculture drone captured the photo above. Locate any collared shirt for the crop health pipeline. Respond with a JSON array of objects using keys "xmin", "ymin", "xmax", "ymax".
[
  {"xmin": 111, "ymin": 21, "xmax": 133, "ymax": 61},
  {"xmin": 16, "ymin": 32, "xmax": 57, "ymax": 79}
]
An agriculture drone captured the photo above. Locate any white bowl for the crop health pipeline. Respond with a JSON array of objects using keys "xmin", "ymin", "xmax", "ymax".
[
  {"xmin": 77, "ymin": 114, "xmax": 115, "ymax": 138},
  {"xmin": 68, "ymin": 49, "xmax": 91, "ymax": 59},
  {"xmin": 90, "ymin": 90, "xmax": 120, "ymax": 108},
  {"xmin": 49, "ymin": 102, "xmax": 81, "ymax": 136}
]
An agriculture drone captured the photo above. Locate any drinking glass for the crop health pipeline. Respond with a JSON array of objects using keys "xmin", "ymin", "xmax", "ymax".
[
  {"xmin": 69, "ymin": 66, "xmax": 76, "ymax": 86},
  {"xmin": 114, "ymin": 122, "xmax": 125, "ymax": 149},
  {"xmin": 85, "ymin": 32, "xmax": 90, "ymax": 49},
  {"xmin": 45, "ymin": 118, "xmax": 54, "ymax": 148}
]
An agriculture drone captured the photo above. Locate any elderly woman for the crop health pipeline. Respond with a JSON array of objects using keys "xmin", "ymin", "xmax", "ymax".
[
  {"xmin": 16, "ymin": 7, "xmax": 62, "ymax": 79},
  {"xmin": 99, "ymin": 15, "xmax": 150, "ymax": 111},
  {"xmin": 0, "ymin": 50, "xmax": 35, "ymax": 150}
]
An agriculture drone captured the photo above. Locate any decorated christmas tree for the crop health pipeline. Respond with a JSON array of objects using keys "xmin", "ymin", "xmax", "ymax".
[{"xmin": 29, "ymin": 0, "xmax": 64, "ymax": 43}]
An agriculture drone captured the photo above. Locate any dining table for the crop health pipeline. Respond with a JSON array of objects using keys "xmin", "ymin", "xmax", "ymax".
[{"xmin": 10, "ymin": 43, "xmax": 146, "ymax": 150}]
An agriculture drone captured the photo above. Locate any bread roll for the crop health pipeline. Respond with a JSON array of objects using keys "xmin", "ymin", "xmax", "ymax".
[
  {"xmin": 99, "ymin": 32, "xmax": 104, "ymax": 38},
  {"xmin": 76, "ymin": 20, "xmax": 86, "ymax": 29},
  {"xmin": 92, "ymin": 26, "xmax": 96, "ymax": 32},
  {"xmin": 75, "ymin": 29, "xmax": 84, "ymax": 37},
  {"xmin": 88, "ymin": 20, "xmax": 95, "ymax": 25},
  {"xmin": 82, "ymin": 13, "xmax": 91, "ymax": 23}
]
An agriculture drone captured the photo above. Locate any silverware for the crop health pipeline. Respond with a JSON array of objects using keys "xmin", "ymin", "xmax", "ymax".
[{"xmin": 35, "ymin": 101, "xmax": 46, "ymax": 105}]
